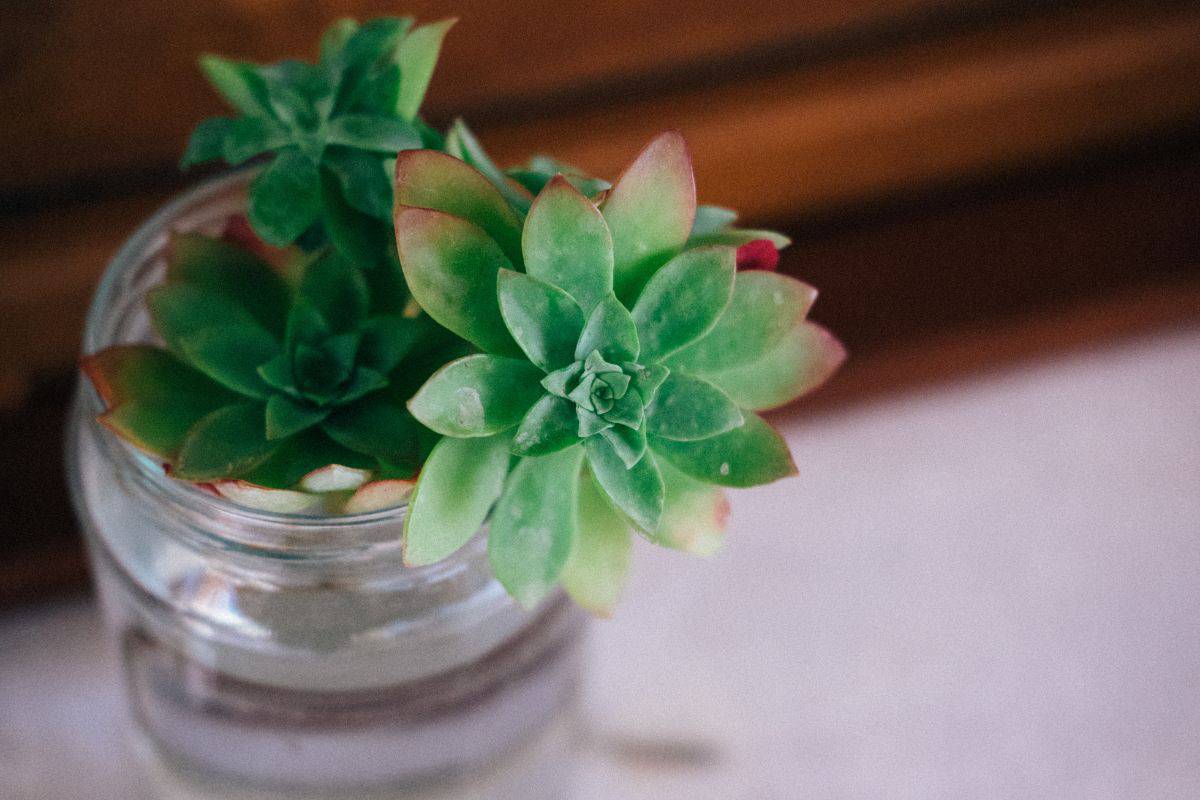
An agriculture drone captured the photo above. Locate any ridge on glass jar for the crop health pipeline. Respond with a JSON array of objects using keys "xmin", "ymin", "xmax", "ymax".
[{"xmin": 66, "ymin": 172, "xmax": 587, "ymax": 799}]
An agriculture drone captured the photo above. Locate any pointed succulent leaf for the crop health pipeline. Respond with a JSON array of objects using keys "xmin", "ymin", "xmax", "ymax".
[
  {"xmin": 180, "ymin": 117, "xmax": 236, "ymax": 168},
  {"xmin": 701, "ymin": 321, "xmax": 845, "ymax": 410},
  {"xmin": 322, "ymin": 395, "xmax": 420, "ymax": 462},
  {"xmin": 691, "ymin": 227, "xmax": 791, "ymax": 249},
  {"xmin": 585, "ymin": 436, "xmax": 663, "ymax": 533},
  {"xmin": 654, "ymin": 457, "xmax": 728, "ymax": 555},
  {"xmin": 523, "ymin": 176, "xmax": 614, "ymax": 312},
  {"xmin": 443, "ymin": 119, "xmax": 534, "ymax": 214},
  {"xmin": 248, "ymin": 148, "xmax": 322, "ymax": 246},
  {"xmin": 668, "ymin": 271, "xmax": 816, "ymax": 376},
  {"xmin": 242, "ymin": 428, "xmax": 373, "ymax": 489},
  {"xmin": 337, "ymin": 366, "xmax": 390, "ymax": 404},
  {"xmin": 599, "ymin": 423, "xmax": 648, "ymax": 468},
  {"xmin": 324, "ymin": 148, "xmax": 394, "ymax": 220},
  {"xmin": 601, "ymin": 132, "xmax": 697, "ymax": 301},
  {"xmin": 147, "ymin": 283, "xmax": 263, "ymax": 360},
  {"xmin": 320, "ymin": 168, "xmax": 390, "ymax": 268},
  {"xmin": 319, "ymin": 18, "xmax": 360, "ymax": 63},
  {"xmin": 512, "ymin": 394, "xmax": 581, "ymax": 456},
  {"xmin": 345, "ymin": 478, "xmax": 416, "ymax": 514},
  {"xmin": 198, "ymin": 55, "xmax": 271, "ymax": 117},
  {"xmin": 394, "ymin": 207, "xmax": 520, "ymax": 355},
  {"xmin": 577, "ymin": 408, "xmax": 611, "ymax": 438},
  {"xmin": 298, "ymin": 463, "xmax": 371, "ymax": 493},
  {"xmin": 604, "ymin": 391, "xmax": 644, "ymax": 429},
  {"xmin": 689, "ymin": 205, "xmax": 738, "ymax": 239},
  {"xmin": 167, "ymin": 232, "xmax": 291, "ymax": 335},
  {"xmin": 393, "ymin": 150, "xmax": 524, "ymax": 265},
  {"xmin": 174, "ymin": 403, "xmax": 278, "ymax": 481},
  {"xmin": 645, "ymin": 373, "xmax": 743, "ymax": 441},
  {"xmin": 575, "ymin": 294, "xmax": 640, "ymax": 363},
  {"xmin": 651, "ymin": 413, "xmax": 795, "ymax": 487},
  {"xmin": 404, "ymin": 432, "xmax": 511, "ymax": 566},
  {"xmin": 298, "ymin": 251, "xmax": 370, "ymax": 331},
  {"xmin": 395, "ymin": 18, "xmax": 456, "ymax": 121},
  {"xmin": 265, "ymin": 394, "xmax": 329, "ymax": 439},
  {"xmin": 628, "ymin": 363, "xmax": 669, "ymax": 405},
  {"xmin": 83, "ymin": 346, "xmax": 237, "ymax": 458},
  {"xmin": 508, "ymin": 155, "xmax": 610, "ymax": 198},
  {"xmin": 214, "ymin": 480, "xmax": 325, "ymax": 514},
  {"xmin": 541, "ymin": 362, "xmax": 582, "ymax": 399},
  {"xmin": 221, "ymin": 117, "xmax": 290, "ymax": 165},
  {"xmin": 562, "ymin": 474, "xmax": 633, "ymax": 616},
  {"xmin": 497, "ymin": 270, "xmax": 585, "ymax": 372},
  {"xmin": 325, "ymin": 114, "xmax": 421, "ymax": 152},
  {"xmin": 488, "ymin": 446, "xmax": 586, "ymax": 608},
  {"xmin": 179, "ymin": 324, "xmax": 279, "ymax": 400},
  {"xmin": 631, "ymin": 245, "xmax": 735, "ymax": 361},
  {"xmin": 408, "ymin": 354, "xmax": 545, "ymax": 437}
]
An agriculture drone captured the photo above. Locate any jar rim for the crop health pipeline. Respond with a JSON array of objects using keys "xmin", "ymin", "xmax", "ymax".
[{"xmin": 78, "ymin": 170, "xmax": 439, "ymax": 556}]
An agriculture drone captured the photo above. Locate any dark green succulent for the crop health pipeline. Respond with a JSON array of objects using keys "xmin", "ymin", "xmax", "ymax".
[
  {"xmin": 84, "ymin": 232, "xmax": 463, "ymax": 513},
  {"xmin": 181, "ymin": 16, "xmax": 453, "ymax": 267}
]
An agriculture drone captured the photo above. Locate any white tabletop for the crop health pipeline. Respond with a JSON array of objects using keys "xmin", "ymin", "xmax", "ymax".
[{"xmin": 3, "ymin": 325, "xmax": 1199, "ymax": 799}]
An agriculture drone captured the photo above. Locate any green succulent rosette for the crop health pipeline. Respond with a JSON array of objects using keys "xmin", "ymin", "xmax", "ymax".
[
  {"xmin": 84, "ymin": 228, "xmax": 464, "ymax": 513},
  {"xmin": 395, "ymin": 132, "xmax": 845, "ymax": 612},
  {"xmin": 181, "ymin": 16, "xmax": 453, "ymax": 267}
]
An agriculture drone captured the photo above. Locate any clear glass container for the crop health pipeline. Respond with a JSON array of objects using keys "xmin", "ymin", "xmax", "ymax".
[{"xmin": 65, "ymin": 173, "xmax": 587, "ymax": 799}]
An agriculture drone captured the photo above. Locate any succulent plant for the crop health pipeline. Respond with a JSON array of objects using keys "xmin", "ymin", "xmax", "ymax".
[
  {"xmin": 181, "ymin": 16, "xmax": 453, "ymax": 267},
  {"xmin": 393, "ymin": 132, "xmax": 845, "ymax": 612},
  {"xmin": 84, "ymin": 223, "xmax": 464, "ymax": 513}
]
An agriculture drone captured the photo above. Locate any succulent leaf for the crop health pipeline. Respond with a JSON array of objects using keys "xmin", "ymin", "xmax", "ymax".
[
  {"xmin": 601, "ymin": 131, "xmax": 696, "ymax": 301},
  {"xmin": 394, "ymin": 206, "xmax": 520, "ymax": 355},
  {"xmin": 407, "ymin": 354, "xmax": 545, "ymax": 437},
  {"xmin": 651, "ymin": 413, "xmax": 795, "ymax": 488},
  {"xmin": 84, "ymin": 346, "xmax": 237, "ymax": 459},
  {"xmin": 575, "ymin": 294, "xmax": 640, "ymax": 363},
  {"xmin": 325, "ymin": 114, "xmax": 420, "ymax": 152},
  {"xmin": 497, "ymin": 270, "xmax": 585, "ymax": 372},
  {"xmin": 180, "ymin": 324, "xmax": 279, "ymax": 399},
  {"xmin": 174, "ymin": 403, "xmax": 277, "ymax": 481},
  {"xmin": 147, "ymin": 283, "xmax": 266, "ymax": 360},
  {"xmin": 249, "ymin": 149, "xmax": 323, "ymax": 246},
  {"xmin": 668, "ymin": 271, "xmax": 816, "ymax": 376},
  {"xmin": 699, "ymin": 321, "xmax": 846, "ymax": 411},
  {"xmin": 393, "ymin": 149, "xmax": 524, "ymax": 265},
  {"xmin": 585, "ymin": 436, "xmax": 663, "ymax": 533},
  {"xmin": 630, "ymin": 245, "xmax": 735, "ymax": 361},
  {"xmin": 488, "ymin": 445, "xmax": 585, "ymax": 608},
  {"xmin": 644, "ymin": 372, "xmax": 743, "ymax": 441},
  {"xmin": 168, "ymin": 232, "xmax": 291, "ymax": 335},
  {"xmin": 562, "ymin": 474, "xmax": 633, "ymax": 616},
  {"xmin": 522, "ymin": 176, "xmax": 614, "ymax": 312},
  {"xmin": 511, "ymin": 394, "xmax": 581, "ymax": 456},
  {"xmin": 198, "ymin": 55, "xmax": 272, "ymax": 117},
  {"xmin": 395, "ymin": 18, "xmax": 457, "ymax": 121},
  {"xmin": 266, "ymin": 394, "xmax": 330, "ymax": 439},
  {"xmin": 443, "ymin": 119, "xmax": 534, "ymax": 214},
  {"xmin": 403, "ymin": 432, "xmax": 511, "ymax": 566},
  {"xmin": 654, "ymin": 457, "xmax": 728, "ymax": 555}
]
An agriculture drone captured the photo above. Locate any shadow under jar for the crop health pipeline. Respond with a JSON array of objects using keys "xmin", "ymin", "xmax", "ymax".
[{"xmin": 65, "ymin": 173, "xmax": 588, "ymax": 799}]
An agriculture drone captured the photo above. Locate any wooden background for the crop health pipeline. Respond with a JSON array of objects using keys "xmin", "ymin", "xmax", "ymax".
[{"xmin": 2, "ymin": 0, "xmax": 1199, "ymax": 603}]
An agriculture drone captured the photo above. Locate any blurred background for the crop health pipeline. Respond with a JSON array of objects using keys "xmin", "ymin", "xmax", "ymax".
[{"xmin": 1, "ymin": 1, "xmax": 1199, "ymax": 795}]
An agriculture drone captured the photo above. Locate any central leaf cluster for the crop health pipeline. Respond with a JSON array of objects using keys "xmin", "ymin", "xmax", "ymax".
[{"xmin": 541, "ymin": 350, "xmax": 667, "ymax": 463}]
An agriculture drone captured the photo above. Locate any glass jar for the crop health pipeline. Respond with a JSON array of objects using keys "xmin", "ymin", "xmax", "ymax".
[{"xmin": 65, "ymin": 173, "xmax": 588, "ymax": 799}]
